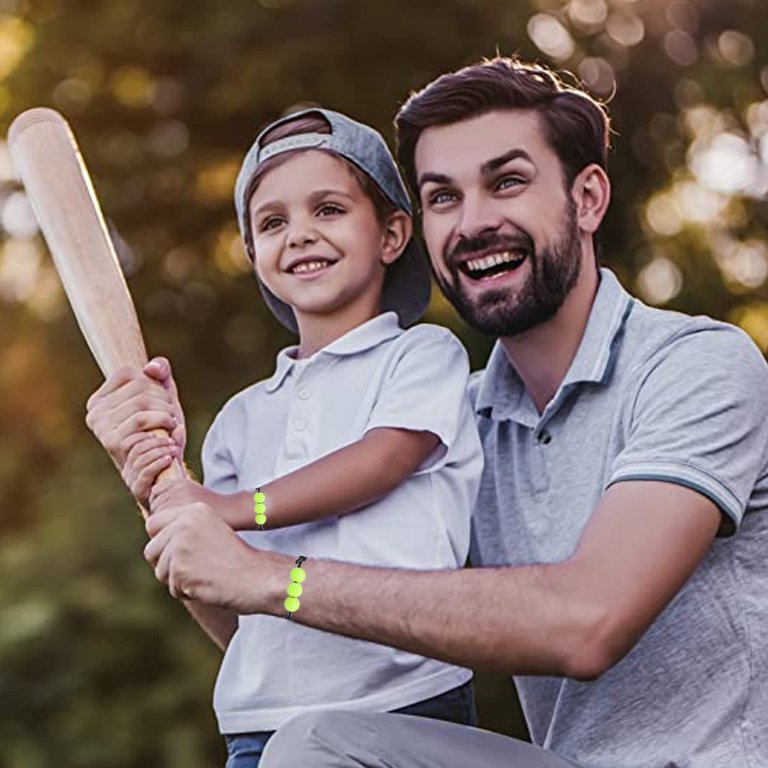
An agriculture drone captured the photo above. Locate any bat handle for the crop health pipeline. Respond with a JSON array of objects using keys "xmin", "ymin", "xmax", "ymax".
[{"xmin": 136, "ymin": 428, "xmax": 186, "ymax": 520}]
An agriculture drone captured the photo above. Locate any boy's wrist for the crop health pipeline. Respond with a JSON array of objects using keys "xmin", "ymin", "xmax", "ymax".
[{"xmin": 219, "ymin": 490, "xmax": 258, "ymax": 530}]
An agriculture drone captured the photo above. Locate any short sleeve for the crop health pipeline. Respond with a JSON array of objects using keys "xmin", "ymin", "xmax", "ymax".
[
  {"xmin": 364, "ymin": 326, "xmax": 472, "ymax": 475},
  {"xmin": 607, "ymin": 326, "xmax": 768, "ymax": 534},
  {"xmin": 201, "ymin": 407, "xmax": 239, "ymax": 493}
]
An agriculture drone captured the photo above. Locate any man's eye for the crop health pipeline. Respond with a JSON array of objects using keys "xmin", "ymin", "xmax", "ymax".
[
  {"xmin": 496, "ymin": 175, "xmax": 525, "ymax": 191},
  {"xmin": 427, "ymin": 189, "xmax": 457, "ymax": 207}
]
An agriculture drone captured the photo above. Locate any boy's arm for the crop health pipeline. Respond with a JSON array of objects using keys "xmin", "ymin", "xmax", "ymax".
[
  {"xmin": 253, "ymin": 427, "xmax": 442, "ymax": 528},
  {"xmin": 151, "ymin": 427, "xmax": 442, "ymax": 530},
  {"xmin": 180, "ymin": 600, "xmax": 238, "ymax": 652},
  {"xmin": 154, "ymin": 325, "xmax": 470, "ymax": 530}
]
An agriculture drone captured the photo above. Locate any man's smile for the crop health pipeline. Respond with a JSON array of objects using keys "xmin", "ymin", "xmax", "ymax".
[{"xmin": 458, "ymin": 250, "xmax": 528, "ymax": 282}]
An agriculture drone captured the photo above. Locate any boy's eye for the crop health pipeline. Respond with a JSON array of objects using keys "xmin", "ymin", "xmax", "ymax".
[
  {"xmin": 317, "ymin": 203, "xmax": 344, "ymax": 216},
  {"xmin": 259, "ymin": 215, "xmax": 284, "ymax": 232}
]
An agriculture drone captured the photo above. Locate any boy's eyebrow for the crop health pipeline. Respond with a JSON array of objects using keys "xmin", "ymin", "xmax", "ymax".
[
  {"xmin": 250, "ymin": 188, "xmax": 355, "ymax": 218},
  {"xmin": 418, "ymin": 148, "xmax": 536, "ymax": 191},
  {"xmin": 306, "ymin": 188, "xmax": 355, "ymax": 204},
  {"xmin": 250, "ymin": 199, "xmax": 280, "ymax": 218}
]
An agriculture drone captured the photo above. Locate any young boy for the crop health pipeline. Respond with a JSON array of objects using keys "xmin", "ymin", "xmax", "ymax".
[{"xmin": 125, "ymin": 108, "xmax": 484, "ymax": 767}]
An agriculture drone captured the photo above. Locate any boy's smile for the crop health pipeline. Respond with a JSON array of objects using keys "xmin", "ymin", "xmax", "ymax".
[{"xmin": 288, "ymin": 259, "xmax": 339, "ymax": 278}]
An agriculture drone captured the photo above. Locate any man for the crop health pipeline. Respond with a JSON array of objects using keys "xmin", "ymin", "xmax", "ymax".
[{"xmin": 86, "ymin": 58, "xmax": 768, "ymax": 767}]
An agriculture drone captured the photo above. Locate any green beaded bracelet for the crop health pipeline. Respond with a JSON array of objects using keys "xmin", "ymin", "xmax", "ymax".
[
  {"xmin": 284, "ymin": 556, "xmax": 307, "ymax": 619},
  {"xmin": 254, "ymin": 488, "xmax": 267, "ymax": 529}
]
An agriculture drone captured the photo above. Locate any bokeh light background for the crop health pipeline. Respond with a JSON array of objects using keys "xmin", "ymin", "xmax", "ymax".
[{"xmin": 0, "ymin": 1, "xmax": 766, "ymax": 765}]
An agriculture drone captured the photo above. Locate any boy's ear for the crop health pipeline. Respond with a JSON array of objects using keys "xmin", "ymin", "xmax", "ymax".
[{"xmin": 380, "ymin": 211, "xmax": 412, "ymax": 266}]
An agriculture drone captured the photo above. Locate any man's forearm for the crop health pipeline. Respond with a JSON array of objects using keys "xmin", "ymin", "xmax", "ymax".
[{"xmin": 251, "ymin": 553, "xmax": 598, "ymax": 679}]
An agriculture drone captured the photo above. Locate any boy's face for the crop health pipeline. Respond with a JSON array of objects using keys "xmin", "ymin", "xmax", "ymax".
[
  {"xmin": 413, "ymin": 109, "xmax": 586, "ymax": 337},
  {"xmin": 248, "ymin": 150, "xmax": 392, "ymax": 329}
]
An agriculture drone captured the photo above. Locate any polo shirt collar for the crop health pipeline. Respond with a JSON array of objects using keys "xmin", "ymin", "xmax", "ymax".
[
  {"xmin": 264, "ymin": 311, "xmax": 403, "ymax": 393},
  {"xmin": 475, "ymin": 268, "xmax": 634, "ymax": 422}
]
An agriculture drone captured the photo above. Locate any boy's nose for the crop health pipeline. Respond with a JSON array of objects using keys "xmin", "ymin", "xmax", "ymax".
[{"xmin": 287, "ymin": 227, "xmax": 318, "ymax": 249}]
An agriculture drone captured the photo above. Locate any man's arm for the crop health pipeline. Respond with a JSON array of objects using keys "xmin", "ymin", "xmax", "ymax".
[
  {"xmin": 151, "ymin": 428, "xmax": 442, "ymax": 530},
  {"xmin": 146, "ymin": 479, "xmax": 720, "ymax": 679}
]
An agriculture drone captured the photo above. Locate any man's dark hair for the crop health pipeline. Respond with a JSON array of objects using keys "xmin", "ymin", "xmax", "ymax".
[{"xmin": 395, "ymin": 56, "xmax": 611, "ymax": 196}]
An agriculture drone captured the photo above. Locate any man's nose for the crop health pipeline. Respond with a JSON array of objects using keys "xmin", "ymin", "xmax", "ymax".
[{"xmin": 455, "ymin": 193, "xmax": 503, "ymax": 242}]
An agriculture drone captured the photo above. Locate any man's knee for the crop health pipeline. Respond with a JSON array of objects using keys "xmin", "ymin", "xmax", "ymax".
[{"xmin": 261, "ymin": 709, "xmax": 375, "ymax": 767}]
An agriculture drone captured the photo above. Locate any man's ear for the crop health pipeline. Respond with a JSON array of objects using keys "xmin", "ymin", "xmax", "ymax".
[
  {"xmin": 572, "ymin": 164, "xmax": 610, "ymax": 236},
  {"xmin": 380, "ymin": 211, "xmax": 412, "ymax": 266}
]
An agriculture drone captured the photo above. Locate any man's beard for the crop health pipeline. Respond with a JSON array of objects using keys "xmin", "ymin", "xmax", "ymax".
[{"xmin": 434, "ymin": 200, "xmax": 582, "ymax": 337}]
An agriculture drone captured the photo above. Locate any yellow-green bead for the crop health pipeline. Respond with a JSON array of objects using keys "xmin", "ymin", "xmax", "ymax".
[
  {"xmin": 284, "ymin": 596, "xmax": 300, "ymax": 613},
  {"xmin": 286, "ymin": 582, "xmax": 303, "ymax": 598},
  {"xmin": 254, "ymin": 491, "xmax": 266, "ymax": 503},
  {"xmin": 255, "ymin": 503, "xmax": 266, "ymax": 514},
  {"xmin": 289, "ymin": 567, "xmax": 306, "ymax": 584},
  {"xmin": 255, "ymin": 513, "xmax": 267, "ymax": 526}
]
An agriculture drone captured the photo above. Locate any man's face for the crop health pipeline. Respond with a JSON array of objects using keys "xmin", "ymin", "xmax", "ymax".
[{"xmin": 414, "ymin": 110, "xmax": 582, "ymax": 337}]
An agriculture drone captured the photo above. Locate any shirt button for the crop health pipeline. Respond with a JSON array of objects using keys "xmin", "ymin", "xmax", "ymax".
[
  {"xmin": 297, "ymin": 387, "xmax": 310, "ymax": 400},
  {"xmin": 537, "ymin": 430, "xmax": 552, "ymax": 445},
  {"xmin": 294, "ymin": 418, "xmax": 307, "ymax": 432}
]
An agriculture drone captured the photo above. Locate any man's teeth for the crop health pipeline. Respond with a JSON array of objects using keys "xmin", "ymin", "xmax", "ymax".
[
  {"xmin": 292, "ymin": 260, "xmax": 331, "ymax": 274},
  {"xmin": 464, "ymin": 251, "xmax": 525, "ymax": 273}
]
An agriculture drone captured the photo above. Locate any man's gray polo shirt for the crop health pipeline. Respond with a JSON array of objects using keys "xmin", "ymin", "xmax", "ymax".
[{"xmin": 468, "ymin": 268, "xmax": 768, "ymax": 768}]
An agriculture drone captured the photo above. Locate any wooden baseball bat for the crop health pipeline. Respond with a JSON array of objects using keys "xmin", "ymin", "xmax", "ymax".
[{"xmin": 7, "ymin": 108, "xmax": 184, "ymax": 514}]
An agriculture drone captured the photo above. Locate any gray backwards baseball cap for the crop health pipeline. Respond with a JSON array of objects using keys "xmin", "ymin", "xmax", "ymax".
[{"xmin": 234, "ymin": 108, "xmax": 431, "ymax": 334}]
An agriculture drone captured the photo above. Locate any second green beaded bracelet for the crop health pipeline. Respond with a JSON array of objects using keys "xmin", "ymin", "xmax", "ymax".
[{"xmin": 284, "ymin": 556, "xmax": 307, "ymax": 619}]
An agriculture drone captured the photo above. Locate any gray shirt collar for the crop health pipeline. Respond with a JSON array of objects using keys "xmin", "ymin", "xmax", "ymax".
[
  {"xmin": 475, "ymin": 268, "xmax": 634, "ymax": 424},
  {"xmin": 264, "ymin": 311, "xmax": 403, "ymax": 393}
]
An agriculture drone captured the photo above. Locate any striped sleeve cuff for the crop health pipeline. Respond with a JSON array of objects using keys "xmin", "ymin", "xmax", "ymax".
[{"xmin": 607, "ymin": 461, "xmax": 742, "ymax": 535}]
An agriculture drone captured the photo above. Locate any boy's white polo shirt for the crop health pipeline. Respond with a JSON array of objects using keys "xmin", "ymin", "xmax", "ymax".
[{"xmin": 202, "ymin": 311, "xmax": 484, "ymax": 733}]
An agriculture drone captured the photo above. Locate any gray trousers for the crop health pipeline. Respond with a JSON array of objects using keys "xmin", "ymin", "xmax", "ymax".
[{"xmin": 259, "ymin": 710, "xmax": 582, "ymax": 767}]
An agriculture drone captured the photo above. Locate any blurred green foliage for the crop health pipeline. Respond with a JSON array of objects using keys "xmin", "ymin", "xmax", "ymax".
[{"xmin": 1, "ymin": 0, "xmax": 767, "ymax": 765}]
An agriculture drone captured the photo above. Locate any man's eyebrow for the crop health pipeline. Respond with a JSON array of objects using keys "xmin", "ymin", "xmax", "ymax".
[
  {"xmin": 417, "ymin": 172, "xmax": 452, "ymax": 190},
  {"xmin": 417, "ymin": 149, "xmax": 536, "ymax": 190},
  {"xmin": 481, "ymin": 148, "xmax": 534, "ymax": 175}
]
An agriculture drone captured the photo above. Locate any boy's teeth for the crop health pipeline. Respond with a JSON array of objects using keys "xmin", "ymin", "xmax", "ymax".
[{"xmin": 292, "ymin": 260, "xmax": 331, "ymax": 274}]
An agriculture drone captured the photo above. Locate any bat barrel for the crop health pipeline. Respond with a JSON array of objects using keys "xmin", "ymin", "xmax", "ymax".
[
  {"xmin": 9, "ymin": 108, "xmax": 184, "ymax": 512},
  {"xmin": 8, "ymin": 107, "xmax": 70, "ymax": 145},
  {"xmin": 8, "ymin": 107, "xmax": 149, "ymax": 376}
]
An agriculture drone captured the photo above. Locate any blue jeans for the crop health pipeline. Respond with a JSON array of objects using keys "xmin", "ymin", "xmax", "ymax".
[{"xmin": 224, "ymin": 679, "xmax": 477, "ymax": 768}]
